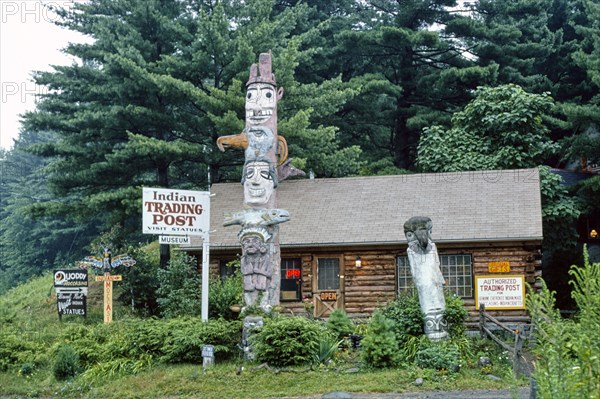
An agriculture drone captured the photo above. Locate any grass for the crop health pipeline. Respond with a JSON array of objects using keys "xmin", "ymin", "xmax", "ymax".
[
  {"xmin": 1, "ymin": 361, "xmax": 526, "ymax": 399},
  {"xmin": 0, "ymin": 273, "xmax": 529, "ymax": 398}
]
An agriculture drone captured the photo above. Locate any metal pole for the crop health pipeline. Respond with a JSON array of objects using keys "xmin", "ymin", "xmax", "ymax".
[{"xmin": 201, "ymin": 236, "xmax": 210, "ymax": 321}]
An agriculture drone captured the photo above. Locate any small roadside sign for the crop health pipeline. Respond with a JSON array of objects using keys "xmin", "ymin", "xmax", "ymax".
[
  {"xmin": 95, "ymin": 275, "xmax": 123, "ymax": 282},
  {"xmin": 56, "ymin": 287, "xmax": 88, "ymax": 295},
  {"xmin": 159, "ymin": 235, "xmax": 190, "ymax": 245},
  {"xmin": 54, "ymin": 269, "xmax": 88, "ymax": 287}
]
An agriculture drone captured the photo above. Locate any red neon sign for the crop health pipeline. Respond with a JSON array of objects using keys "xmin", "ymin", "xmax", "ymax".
[{"xmin": 286, "ymin": 269, "xmax": 301, "ymax": 279}]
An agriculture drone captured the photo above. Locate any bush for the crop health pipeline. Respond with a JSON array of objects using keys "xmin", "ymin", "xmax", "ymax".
[
  {"xmin": 209, "ymin": 260, "xmax": 243, "ymax": 320},
  {"xmin": 157, "ymin": 252, "xmax": 202, "ymax": 318},
  {"xmin": 0, "ymin": 328, "xmax": 46, "ymax": 371},
  {"xmin": 360, "ymin": 312, "xmax": 400, "ymax": 368},
  {"xmin": 326, "ymin": 309, "xmax": 354, "ymax": 340},
  {"xmin": 53, "ymin": 345, "xmax": 81, "ymax": 380},
  {"xmin": 380, "ymin": 292, "xmax": 423, "ymax": 344},
  {"xmin": 161, "ymin": 317, "xmax": 242, "ymax": 363},
  {"xmin": 444, "ymin": 294, "xmax": 469, "ymax": 338},
  {"xmin": 253, "ymin": 316, "xmax": 322, "ymax": 367},
  {"xmin": 528, "ymin": 248, "xmax": 600, "ymax": 399},
  {"xmin": 415, "ymin": 341, "xmax": 460, "ymax": 371}
]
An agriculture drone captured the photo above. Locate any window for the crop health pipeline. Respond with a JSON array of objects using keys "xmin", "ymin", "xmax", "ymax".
[
  {"xmin": 219, "ymin": 259, "xmax": 236, "ymax": 280},
  {"xmin": 317, "ymin": 258, "xmax": 340, "ymax": 290},
  {"xmin": 397, "ymin": 254, "xmax": 473, "ymax": 298},
  {"xmin": 280, "ymin": 258, "xmax": 301, "ymax": 301}
]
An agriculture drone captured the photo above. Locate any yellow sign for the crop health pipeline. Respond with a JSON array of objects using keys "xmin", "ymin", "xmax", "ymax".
[
  {"xmin": 95, "ymin": 275, "xmax": 123, "ymax": 282},
  {"xmin": 488, "ymin": 261, "xmax": 510, "ymax": 273},
  {"xmin": 104, "ymin": 279, "xmax": 113, "ymax": 324},
  {"xmin": 320, "ymin": 292, "xmax": 337, "ymax": 301}
]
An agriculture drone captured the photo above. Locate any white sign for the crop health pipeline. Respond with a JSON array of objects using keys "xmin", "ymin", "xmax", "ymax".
[
  {"xmin": 475, "ymin": 275, "xmax": 526, "ymax": 310},
  {"xmin": 159, "ymin": 235, "xmax": 191, "ymax": 245},
  {"xmin": 142, "ymin": 187, "xmax": 210, "ymax": 236},
  {"xmin": 56, "ymin": 287, "xmax": 88, "ymax": 296}
]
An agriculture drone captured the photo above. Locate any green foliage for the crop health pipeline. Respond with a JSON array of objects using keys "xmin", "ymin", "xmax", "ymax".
[
  {"xmin": 313, "ymin": 333, "xmax": 342, "ymax": 366},
  {"xmin": 415, "ymin": 341, "xmax": 461, "ymax": 372},
  {"xmin": 444, "ymin": 294, "xmax": 469, "ymax": 338},
  {"xmin": 156, "ymin": 252, "xmax": 202, "ymax": 318},
  {"xmin": 538, "ymin": 165, "xmax": 581, "ymax": 250},
  {"xmin": 52, "ymin": 345, "xmax": 81, "ymax": 380},
  {"xmin": 325, "ymin": 309, "xmax": 355, "ymax": 340},
  {"xmin": 118, "ymin": 242, "xmax": 161, "ymax": 316},
  {"xmin": 527, "ymin": 247, "xmax": 600, "ymax": 399},
  {"xmin": 360, "ymin": 312, "xmax": 400, "ymax": 368},
  {"xmin": 209, "ymin": 260, "xmax": 242, "ymax": 320},
  {"xmin": 418, "ymin": 84, "xmax": 557, "ymax": 172},
  {"xmin": 380, "ymin": 292, "xmax": 423, "ymax": 344},
  {"xmin": 253, "ymin": 316, "xmax": 322, "ymax": 367},
  {"xmin": 161, "ymin": 318, "xmax": 242, "ymax": 363},
  {"xmin": 0, "ymin": 328, "xmax": 47, "ymax": 372}
]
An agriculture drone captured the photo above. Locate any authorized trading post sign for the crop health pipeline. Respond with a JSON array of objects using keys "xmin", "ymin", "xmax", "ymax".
[
  {"xmin": 475, "ymin": 275, "xmax": 526, "ymax": 310},
  {"xmin": 142, "ymin": 187, "xmax": 210, "ymax": 236}
]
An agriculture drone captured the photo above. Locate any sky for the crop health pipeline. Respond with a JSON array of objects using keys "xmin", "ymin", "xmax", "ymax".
[{"xmin": 0, "ymin": 0, "xmax": 90, "ymax": 150}]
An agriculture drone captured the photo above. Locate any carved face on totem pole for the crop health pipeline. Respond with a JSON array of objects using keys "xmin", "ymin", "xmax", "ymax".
[{"xmin": 242, "ymin": 159, "xmax": 278, "ymax": 207}]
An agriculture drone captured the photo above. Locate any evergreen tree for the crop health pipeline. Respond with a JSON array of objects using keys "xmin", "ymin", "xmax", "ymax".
[
  {"xmin": 322, "ymin": 0, "xmax": 497, "ymax": 170},
  {"xmin": 0, "ymin": 132, "xmax": 95, "ymax": 293}
]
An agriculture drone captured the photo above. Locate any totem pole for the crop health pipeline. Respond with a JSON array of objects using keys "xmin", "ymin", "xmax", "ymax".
[
  {"xmin": 403, "ymin": 216, "xmax": 449, "ymax": 341},
  {"xmin": 217, "ymin": 52, "xmax": 295, "ymax": 359}
]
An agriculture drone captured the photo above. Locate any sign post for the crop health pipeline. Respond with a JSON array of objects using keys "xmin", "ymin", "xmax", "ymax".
[
  {"xmin": 78, "ymin": 248, "xmax": 134, "ymax": 324},
  {"xmin": 95, "ymin": 273, "xmax": 123, "ymax": 323}
]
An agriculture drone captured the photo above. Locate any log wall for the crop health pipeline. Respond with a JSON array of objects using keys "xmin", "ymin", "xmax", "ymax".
[{"xmin": 193, "ymin": 240, "xmax": 542, "ymax": 328}]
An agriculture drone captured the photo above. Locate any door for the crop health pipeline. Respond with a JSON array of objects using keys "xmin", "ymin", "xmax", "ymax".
[{"xmin": 313, "ymin": 256, "xmax": 344, "ymax": 318}]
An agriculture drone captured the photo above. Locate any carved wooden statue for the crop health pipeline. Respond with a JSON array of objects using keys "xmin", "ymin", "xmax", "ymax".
[{"xmin": 404, "ymin": 216, "xmax": 449, "ymax": 341}]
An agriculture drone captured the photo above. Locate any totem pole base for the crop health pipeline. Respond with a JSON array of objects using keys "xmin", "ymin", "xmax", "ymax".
[{"xmin": 242, "ymin": 315, "xmax": 264, "ymax": 361}]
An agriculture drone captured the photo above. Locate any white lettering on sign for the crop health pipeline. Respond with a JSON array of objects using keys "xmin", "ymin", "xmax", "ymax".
[
  {"xmin": 142, "ymin": 188, "xmax": 210, "ymax": 236},
  {"xmin": 475, "ymin": 275, "xmax": 526, "ymax": 310},
  {"xmin": 159, "ymin": 236, "xmax": 191, "ymax": 245}
]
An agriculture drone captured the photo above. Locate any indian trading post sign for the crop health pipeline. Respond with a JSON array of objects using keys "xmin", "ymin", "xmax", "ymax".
[
  {"xmin": 475, "ymin": 275, "xmax": 526, "ymax": 310},
  {"xmin": 54, "ymin": 269, "xmax": 88, "ymax": 318},
  {"xmin": 142, "ymin": 187, "xmax": 210, "ymax": 236}
]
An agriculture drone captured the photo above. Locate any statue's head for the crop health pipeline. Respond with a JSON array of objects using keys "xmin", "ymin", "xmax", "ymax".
[
  {"xmin": 242, "ymin": 158, "xmax": 278, "ymax": 207},
  {"xmin": 404, "ymin": 216, "xmax": 433, "ymax": 250},
  {"xmin": 245, "ymin": 52, "xmax": 284, "ymax": 127}
]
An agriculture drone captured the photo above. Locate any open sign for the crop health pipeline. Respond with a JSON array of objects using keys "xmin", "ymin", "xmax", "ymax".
[
  {"xmin": 320, "ymin": 292, "xmax": 337, "ymax": 301},
  {"xmin": 286, "ymin": 269, "xmax": 301, "ymax": 279}
]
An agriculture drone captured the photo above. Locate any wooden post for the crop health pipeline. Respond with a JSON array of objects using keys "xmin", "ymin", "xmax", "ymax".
[
  {"xmin": 95, "ymin": 272, "xmax": 122, "ymax": 324},
  {"xmin": 513, "ymin": 324, "xmax": 524, "ymax": 378},
  {"xmin": 479, "ymin": 304, "xmax": 486, "ymax": 339}
]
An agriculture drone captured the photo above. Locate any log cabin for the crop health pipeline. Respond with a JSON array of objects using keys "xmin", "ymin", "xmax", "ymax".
[{"xmin": 184, "ymin": 168, "xmax": 543, "ymax": 328}]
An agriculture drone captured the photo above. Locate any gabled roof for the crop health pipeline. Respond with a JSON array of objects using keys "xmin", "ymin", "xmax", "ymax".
[{"xmin": 188, "ymin": 168, "xmax": 543, "ymax": 250}]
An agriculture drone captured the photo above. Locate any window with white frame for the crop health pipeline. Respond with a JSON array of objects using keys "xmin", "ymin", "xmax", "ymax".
[{"xmin": 396, "ymin": 254, "xmax": 473, "ymax": 298}]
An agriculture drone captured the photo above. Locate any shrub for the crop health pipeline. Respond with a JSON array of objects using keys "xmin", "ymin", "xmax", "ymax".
[
  {"xmin": 161, "ymin": 317, "xmax": 242, "ymax": 363},
  {"xmin": 444, "ymin": 293, "xmax": 469, "ymax": 338},
  {"xmin": 0, "ymin": 328, "xmax": 46, "ymax": 371},
  {"xmin": 253, "ymin": 316, "xmax": 322, "ymax": 367},
  {"xmin": 313, "ymin": 333, "xmax": 342, "ymax": 366},
  {"xmin": 53, "ymin": 345, "xmax": 81, "ymax": 380},
  {"xmin": 209, "ymin": 260, "xmax": 243, "ymax": 320},
  {"xmin": 380, "ymin": 292, "xmax": 423, "ymax": 344},
  {"xmin": 528, "ymin": 247, "xmax": 600, "ymax": 399},
  {"xmin": 326, "ymin": 309, "xmax": 354, "ymax": 340},
  {"xmin": 157, "ymin": 252, "xmax": 202, "ymax": 318},
  {"xmin": 415, "ymin": 341, "xmax": 460, "ymax": 371},
  {"xmin": 360, "ymin": 312, "xmax": 400, "ymax": 368}
]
